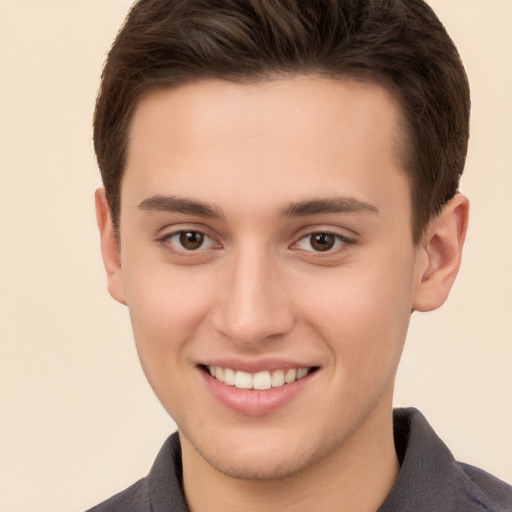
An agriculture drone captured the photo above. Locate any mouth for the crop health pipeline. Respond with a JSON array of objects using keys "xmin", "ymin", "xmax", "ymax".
[{"xmin": 199, "ymin": 365, "xmax": 319, "ymax": 391}]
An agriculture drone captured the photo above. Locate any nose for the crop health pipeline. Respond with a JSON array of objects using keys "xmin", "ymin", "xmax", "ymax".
[{"xmin": 211, "ymin": 246, "xmax": 295, "ymax": 347}]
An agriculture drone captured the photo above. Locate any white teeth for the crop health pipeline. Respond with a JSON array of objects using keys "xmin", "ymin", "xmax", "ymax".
[
  {"xmin": 223, "ymin": 368, "xmax": 236, "ymax": 386},
  {"xmin": 297, "ymin": 368, "xmax": 308, "ymax": 379},
  {"xmin": 207, "ymin": 366, "xmax": 312, "ymax": 390},
  {"xmin": 253, "ymin": 371, "xmax": 272, "ymax": 390},
  {"xmin": 234, "ymin": 371, "xmax": 253, "ymax": 389},
  {"xmin": 271, "ymin": 370, "xmax": 285, "ymax": 387},
  {"xmin": 284, "ymin": 368, "xmax": 297, "ymax": 384}
]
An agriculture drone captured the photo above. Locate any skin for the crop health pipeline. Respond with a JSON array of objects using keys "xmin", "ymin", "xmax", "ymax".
[{"xmin": 97, "ymin": 76, "xmax": 468, "ymax": 512}]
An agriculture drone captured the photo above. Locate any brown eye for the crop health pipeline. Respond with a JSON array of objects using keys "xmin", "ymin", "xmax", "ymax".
[
  {"xmin": 158, "ymin": 230, "xmax": 219, "ymax": 258},
  {"xmin": 309, "ymin": 233, "xmax": 336, "ymax": 252},
  {"xmin": 294, "ymin": 231, "xmax": 353, "ymax": 254},
  {"xmin": 179, "ymin": 231, "xmax": 205, "ymax": 250}
]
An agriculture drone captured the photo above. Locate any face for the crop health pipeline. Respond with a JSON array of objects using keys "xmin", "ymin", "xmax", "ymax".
[{"xmin": 101, "ymin": 77, "xmax": 431, "ymax": 480}]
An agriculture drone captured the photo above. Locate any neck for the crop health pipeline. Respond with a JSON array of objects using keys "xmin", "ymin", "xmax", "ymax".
[{"xmin": 180, "ymin": 401, "xmax": 399, "ymax": 512}]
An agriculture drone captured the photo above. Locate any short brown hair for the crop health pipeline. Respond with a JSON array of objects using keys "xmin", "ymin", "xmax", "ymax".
[{"xmin": 94, "ymin": 0, "xmax": 470, "ymax": 242}]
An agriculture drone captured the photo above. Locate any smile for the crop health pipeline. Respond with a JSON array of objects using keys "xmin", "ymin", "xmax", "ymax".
[{"xmin": 206, "ymin": 366, "xmax": 315, "ymax": 390}]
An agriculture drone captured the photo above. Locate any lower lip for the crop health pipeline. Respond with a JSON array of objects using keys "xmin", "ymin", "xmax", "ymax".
[{"xmin": 199, "ymin": 369, "xmax": 315, "ymax": 416}]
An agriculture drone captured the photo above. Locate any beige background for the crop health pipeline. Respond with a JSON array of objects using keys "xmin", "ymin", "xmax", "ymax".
[{"xmin": 0, "ymin": 1, "xmax": 510, "ymax": 511}]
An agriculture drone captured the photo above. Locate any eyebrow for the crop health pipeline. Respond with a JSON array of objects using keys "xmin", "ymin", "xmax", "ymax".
[
  {"xmin": 279, "ymin": 197, "xmax": 379, "ymax": 218},
  {"xmin": 138, "ymin": 195, "xmax": 224, "ymax": 219},
  {"xmin": 137, "ymin": 195, "xmax": 379, "ymax": 220}
]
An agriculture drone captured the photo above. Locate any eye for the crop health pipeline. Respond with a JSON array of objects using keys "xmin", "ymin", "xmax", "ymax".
[
  {"xmin": 294, "ymin": 232, "xmax": 353, "ymax": 253},
  {"xmin": 159, "ymin": 230, "xmax": 218, "ymax": 252}
]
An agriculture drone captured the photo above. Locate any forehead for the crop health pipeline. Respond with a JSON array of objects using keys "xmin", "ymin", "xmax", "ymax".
[{"xmin": 123, "ymin": 76, "xmax": 409, "ymax": 221}]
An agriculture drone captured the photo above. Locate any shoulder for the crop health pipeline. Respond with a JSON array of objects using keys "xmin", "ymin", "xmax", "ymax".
[
  {"xmin": 84, "ymin": 478, "xmax": 151, "ymax": 512},
  {"xmin": 381, "ymin": 408, "xmax": 512, "ymax": 512},
  {"xmin": 459, "ymin": 462, "xmax": 512, "ymax": 511},
  {"xmin": 83, "ymin": 432, "xmax": 188, "ymax": 512}
]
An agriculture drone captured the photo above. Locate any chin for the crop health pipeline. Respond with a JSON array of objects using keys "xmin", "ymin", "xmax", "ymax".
[
  {"xmin": 200, "ymin": 447, "xmax": 314, "ymax": 481},
  {"xmin": 181, "ymin": 425, "xmax": 334, "ymax": 482}
]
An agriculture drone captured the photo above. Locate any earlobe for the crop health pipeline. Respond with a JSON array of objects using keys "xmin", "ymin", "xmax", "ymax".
[
  {"xmin": 412, "ymin": 194, "xmax": 469, "ymax": 312},
  {"xmin": 95, "ymin": 188, "xmax": 127, "ymax": 305}
]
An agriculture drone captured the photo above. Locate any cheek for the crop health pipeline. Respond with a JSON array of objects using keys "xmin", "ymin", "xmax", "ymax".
[
  {"xmin": 122, "ymin": 264, "xmax": 217, "ymax": 418},
  {"xmin": 123, "ymin": 263, "xmax": 214, "ymax": 365},
  {"xmin": 298, "ymin": 261, "xmax": 414, "ymax": 378}
]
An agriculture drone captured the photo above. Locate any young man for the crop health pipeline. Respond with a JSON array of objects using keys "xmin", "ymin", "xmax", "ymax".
[{"xmin": 89, "ymin": 0, "xmax": 512, "ymax": 510}]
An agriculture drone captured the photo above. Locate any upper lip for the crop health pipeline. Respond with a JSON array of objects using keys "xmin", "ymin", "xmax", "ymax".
[{"xmin": 199, "ymin": 358, "xmax": 319, "ymax": 373}]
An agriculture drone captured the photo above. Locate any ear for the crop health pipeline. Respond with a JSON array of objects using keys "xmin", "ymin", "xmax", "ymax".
[
  {"xmin": 95, "ymin": 188, "xmax": 127, "ymax": 305},
  {"xmin": 413, "ymin": 194, "xmax": 469, "ymax": 312}
]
